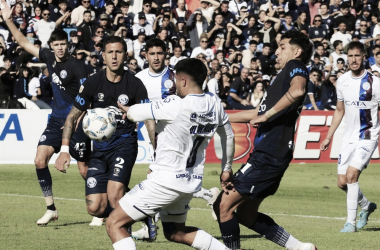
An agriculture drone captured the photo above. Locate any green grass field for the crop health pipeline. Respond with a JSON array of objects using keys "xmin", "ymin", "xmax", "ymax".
[{"xmin": 0, "ymin": 163, "xmax": 379, "ymax": 250}]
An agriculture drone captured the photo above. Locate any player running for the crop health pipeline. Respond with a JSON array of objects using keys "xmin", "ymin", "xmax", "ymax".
[
  {"xmin": 106, "ymin": 58, "xmax": 234, "ymax": 250},
  {"xmin": 132, "ymin": 38, "xmax": 221, "ymax": 241},
  {"xmin": 321, "ymin": 41, "xmax": 378, "ymax": 232},
  {"xmin": 55, "ymin": 37, "xmax": 155, "ymax": 222},
  {"xmin": 1, "ymin": 0, "xmax": 91, "ymax": 225},
  {"xmin": 213, "ymin": 30, "xmax": 317, "ymax": 250}
]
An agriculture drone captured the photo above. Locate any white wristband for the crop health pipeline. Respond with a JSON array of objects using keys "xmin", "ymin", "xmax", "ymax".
[{"xmin": 60, "ymin": 145, "xmax": 69, "ymax": 153}]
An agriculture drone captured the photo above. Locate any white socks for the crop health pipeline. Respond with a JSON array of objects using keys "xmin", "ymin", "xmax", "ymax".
[
  {"xmin": 285, "ymin": 235, "xmax": 301, "ymax": 250},
  {"xmin": 347, "ymin": 182, "xmax": 359, "ymax": 225},
  {"xmin": 192, "ymin": 188, "xmax": 213, "ymax": 202},
  {"xmin": 113, "ymin": 237, "xmax": 136, "ymax": 250},
  {"xmin": 191, "ymin": 229, "xmax": 227, "ymax": 250},
  {"xmin": 358, "ymin": 189, "xmax": 370, "ymax": 210}
]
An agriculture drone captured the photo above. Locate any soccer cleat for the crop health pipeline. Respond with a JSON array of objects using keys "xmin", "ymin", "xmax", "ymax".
[
  {"xmin": 207, "ymin": 187, "xmax": 221, "ymax": 221},
  {"xmin": 132, "ymin": 224, "xmax": 150, "ymax": 241},
  {"xmin": 89, "ymin": 216, "xmax": 104, "ymax": 226},
  {"xmin": 357, "ymin": 202, "xmax": 377, "ymax": 229},
  {"xmin": 144, "ymin": 217, "xmax": 157, "ymax": 241},
  {"xmin": 340, "ymin": 222, "xmax": 357, "ymax": 232},
  {"xmin": 36, "ymin": 210, "xmax": 58, "ymax": 225},
  {"xmin": 299, "ymin": 243, "xmax": 317, "ymax": 250}
]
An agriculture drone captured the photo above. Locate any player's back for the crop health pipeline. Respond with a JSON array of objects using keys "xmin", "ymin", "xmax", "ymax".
[
  {"xmin": 149, "ymin": 92, "xmax": 228, "ymax": 193},
  {"xmin": 135, "ymin": 66, "xmax": 176, "ymax": 101},
  {"xmin": 337, "ymin": 70, "xmax": 380, "ymax": 142}
]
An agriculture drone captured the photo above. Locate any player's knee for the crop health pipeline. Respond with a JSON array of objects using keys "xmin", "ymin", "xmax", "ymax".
[
  {"xmin": 337, "ymin": 181, "xmax": 347, "ymax": 190},
  {"xmin": 105, "ymin": 217, "xmax": 116, "ymax": 236},
  {"xmin": 86, "ymin": 201, "xmax": 105, "ymax": 217},
  {"xmin": 34, "ymin": 156, "xmax": 47, "ymax": 169},
  {"xmin": 162, "ymin": 222, "xmax": 179, "ymax": 242},
  {"xmin": 346, "ymin": 171, "xmax": 359, "ymax": 183}
]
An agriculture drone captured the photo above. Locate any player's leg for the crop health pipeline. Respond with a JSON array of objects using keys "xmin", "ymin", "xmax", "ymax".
[
  {"xmin": 77, "ymin": 161, "xmax": 88, "ymax": 180},
  {"xmin": 161, "ymin": 193, "xmax": 228, "ymax": 249},
  {"xmin": 35, "ymin": 145, "xmax": 58, "ymax": 225}
]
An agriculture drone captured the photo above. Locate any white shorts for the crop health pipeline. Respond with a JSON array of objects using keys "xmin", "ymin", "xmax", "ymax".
[
  {"xmin": 119, "ymin": 179, "xmax": 192, "ymax": 223},
  {"xmin": 337, "ymin": 140, "xmax": 378, "ymax": 175}
]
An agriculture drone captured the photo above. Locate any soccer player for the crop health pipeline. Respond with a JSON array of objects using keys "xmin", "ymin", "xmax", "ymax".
[
  {"xmin": 213, "ymin": 30, "xmax": 317, "ymax": 250},
  {"xmin": 55, "ymin": 36, "xmax": 156, "ymax": 225},
  {"xmin": 1, "ymin": 0, "xmax": 91, "ymax": 226},
  {"xmin": 106, "ymin": 58, "xmax": 235, "ymax": 250},
  {"xmin": 320, "ymin": 41, "xmax": 378, "ymax": 232},
  {"xmin": 133, "ymin": 38, "xmax": 221, "ymax": 241}
]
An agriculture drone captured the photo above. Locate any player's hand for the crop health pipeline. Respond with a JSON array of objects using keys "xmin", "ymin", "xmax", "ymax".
[
  {"xmin": 1, "ymin": 0, "xmax": 13, "ymax": 21},
  {"xmin": 55, "ymin": 152, "xmax": 71, "ymax": 173},
  {"xmin": 220, "ymin": 170, "xmax": 234, "ymax": 194},
  {"xmin": 250, "ymin": 114, "xmax": 268, "ymax": 128},
  {"xmin": 320, "ymin": 138, "xmax": 331, "ymax": 151},
  {"xmin": 117, "ymin": 101, "xmax": 130, "ymax": 120}
]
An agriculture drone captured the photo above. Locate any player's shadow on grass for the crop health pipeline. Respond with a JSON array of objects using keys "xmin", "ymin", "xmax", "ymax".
[
  {"xmin": 46, "ymin": 221, "xmax": 89, "ymax": 227},
  {"xmin": 362, "ymin": 227, "xmax": 380, "ymax": 231},
  {"xmin": 215, "ymin": 235, "xmax": 262, "ymax": 240}
]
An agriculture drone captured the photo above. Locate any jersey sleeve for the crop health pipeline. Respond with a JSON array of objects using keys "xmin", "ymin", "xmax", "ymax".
[
  {"xmin": 336, "ymin": 77, "xmax": 344, "ymax": 101},
  {"xmin": 133, "ymin": 78, "xmax": 150, "ymax": 104},
  {"xmin": 287, "ymin": 60, "xmax": 309, "ymax": 83},
  {"xmin": 73, "ymin": 77, "xmax": 94, "ymax": 111},
  {"xmin": 307, "ymin": 81, "xmax": 315, "ymax": 95},
  {"xmin": 151, "ymin": 95, "xmax": 182, "ymax": 122},
  {"xmin": 74, "ymin": 60, "xmax": 88, "ymax": 86}
]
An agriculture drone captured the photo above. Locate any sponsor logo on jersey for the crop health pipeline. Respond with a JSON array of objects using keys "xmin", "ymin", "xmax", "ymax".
[
  {"xmin": 290, "ymin": 68, "xmax": 308, "ymax": 77},
  {"xmin": 79, "ymin": 85, "xmax": 84, "ymax": 93},
  {"xmin": 87, "ymin": 177, "xmax": 97, "ymax": 188},
  {"xmin": 52, "ymin": 72, "xmax": 65, "ymax": 90},
  {"xmin": 98, "ymin": 93, "xmax": 104, "ymax": 101},
  {"xmin": 75, "ymin": 95, "xmax": 85, "ymax": 105},
  {"xmin": 344, "ymin": 101, "xmax": 368, "ymax": 107},
  {"xmin": 164, "ymin": 79, "xmax": 173, "ymax": 89},
  {"xmin": 39, "ymin": 135, "xmax": 46, "ymax": 142},
  {"xmin": 118, "ymin": 94, "xmax": 129, "ymax": 105},
  {"xmin": 138, "ymin": 183, "xmax": 144, "ymax": 190}
]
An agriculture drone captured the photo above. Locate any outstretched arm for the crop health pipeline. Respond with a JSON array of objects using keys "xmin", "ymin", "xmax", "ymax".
[
  {"xmin": 55, "ymin": 106, "xmax": 84, "ymax": 173},
  {"xmin": 2, "ymin": 0, "xmax": 39, "ymax": 58}
]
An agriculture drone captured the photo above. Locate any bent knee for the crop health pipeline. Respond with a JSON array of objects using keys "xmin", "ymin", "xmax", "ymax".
[
  {"xmin": 163, "ymin": 231, "xmax": 185, "ymax": 243},
  {"xmin": 34, "ymin": 157, "xmax": 47, "ymax": 169},
  {"xmin": 86, "ymin": 202, "xmax": 105, "ymax": 217}
]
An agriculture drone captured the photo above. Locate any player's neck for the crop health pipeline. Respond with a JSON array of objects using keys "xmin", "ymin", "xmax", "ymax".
[
  {"xmin": 106, "ymin": 68, "xmax": 124, "ymax": 82},
  {"xmin": 55, "ymin": 53, "xmax": 70, "ymax": 63},
  {"xmin": 351, "ymin": 68, "xmax": 365, "ymax": 78},
  {"xmin": 149, "ymin": 65, "xmax": 165, "ymax": 75}
]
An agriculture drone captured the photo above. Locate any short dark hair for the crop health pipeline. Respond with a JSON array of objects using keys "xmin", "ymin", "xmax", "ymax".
[
  {"xmin": 376, "ymin": 52, "xmax": 380, "ymax": 57},
  {"xmin": 174, "ymin": 58, "xmax": 208, "ymax": 89},
  {"xmin": 249, "ymin": 40, "xmax": 258, "ymax": 45},
  {"xmin": 281, "ymin": 30, "xmax": 313, "ymax": 64},
  {"xmin": 314, "ymin": 53, "xmax": 320, "ymax": 59},
  {"xmin": 83, "ymin": 10, "xmax": 91, "ymax": 15},
  {"xmin": 347, "ymin": 41, "xmax": 365, "ymax": 54},
  {"xmin": 263, "ymin": 43, "xmax": 271, "ymax": 48},
  {"xmin": 103, "ymin": 36, "xmax": 127, "ymax": 52},
  {"xmin": 3, "ymin": 55, "xmax": 11, "ymax": 62},
  {"xmin": 105, "ymin": 0, "xmax": 114, "ymax": 6},
  {"xmin": 320, "ymin": 3, "xmax": 329, "ymax": 8},
  {"xmin": 310, "ymin": 68, "xmax": 322, "ymax": 76},
  {"xmin": 48, "ymin": 29, "xmax": 68, "ymax": 44},
  {"xmin": 145, "ymin": 38, "xmax": 166, "ymax": 53},
  {"xmin": 333, "ymin": 40, "xmax": 342, "ymax": 49},
  {"xmin": 173, "ymin": 45, "xmax": 182, "ymax": 50}
]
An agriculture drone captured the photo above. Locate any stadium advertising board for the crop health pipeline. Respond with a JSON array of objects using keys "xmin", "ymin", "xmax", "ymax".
[{"xmin": 0, "ymin": 110, "xmax": 379, "ymax": 164}]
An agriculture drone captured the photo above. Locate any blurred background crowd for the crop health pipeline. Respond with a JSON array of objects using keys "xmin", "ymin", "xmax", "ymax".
[{"xmin": 0, "ymin": 0, "xmax": 378, "ymax": 111}]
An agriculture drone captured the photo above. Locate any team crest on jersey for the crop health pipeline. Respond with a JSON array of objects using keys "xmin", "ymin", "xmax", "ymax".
[
  {"xmin": 39, "ymin": 135, "xmax": 46, "ymax": 142},
  {"xmin": 363, "ymin": 82, "xmax": 370, "ymax": 91},
  {"xmin": 113, "ymin": 168, "xmax": 120, "ymax": 176},
  {"xmin": 87, "ymin": 177, "xmax": 97, "ymax": 188},
  {"xmin": 118, "ymin": 94, "xmax": 129, "ymax": 105},
  {"xmin": 60, "ymin": 70, "xmax": 67, "ymax": 79},
  {"xmin": 315, "ymin": 31, "xmax": 319, "ymax": 35},
  {"xmin": 54, "ymin": 8, "xmax": 58, "ymax": 13},
  {"xmin": 98, "ymin": 93, "xmax": 104, "ymax": 101},
  {"xmin": 164, "ymin": 79, "xmax": 173, "ymax": 89}
]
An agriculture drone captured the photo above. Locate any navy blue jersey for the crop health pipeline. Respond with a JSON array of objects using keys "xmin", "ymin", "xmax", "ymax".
[
  {"xmin": 308, "ymin": 26, "xmax": 328, "ymax": 39},
  {"xmin": 74, "ymin": 69, "xmax": 150, "ymax": 151},
  {"xmin": 39, "ymin": 49, "xmax": 88, "ymax": 119},
  {"xmin": 254, "ymin": 60, "xmax": 309, "ymax": 162}
]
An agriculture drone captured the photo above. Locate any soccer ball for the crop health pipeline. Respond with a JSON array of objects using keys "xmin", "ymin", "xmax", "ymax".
[{"xmin": 83, "ymin": 108, "xmax": 117, "ymax": 141}]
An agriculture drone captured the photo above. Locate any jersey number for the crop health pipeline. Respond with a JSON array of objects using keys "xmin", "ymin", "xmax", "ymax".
[
  {"xmin": 115, "ymin": 157, "xmax": 124, "ymax": 168},
  {"xmin": 186, "ymin": 137, "xmax": 205, "ymax": 168}
]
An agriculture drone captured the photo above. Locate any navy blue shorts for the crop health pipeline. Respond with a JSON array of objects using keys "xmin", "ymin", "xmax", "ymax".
[
  {"xmin": 234, "ymin": 151, "xmax": 289, "ymax": 200},
  {"xmin": 85, "ymin": 138, "xmax": 138, "ymax": 195},
  {"xmin": 38, "ymin": 116, "xmax": 91, "ymax": 162}
]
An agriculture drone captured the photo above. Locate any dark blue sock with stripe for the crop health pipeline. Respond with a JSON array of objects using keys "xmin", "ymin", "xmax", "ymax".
[
  {"xmin": 219, "ymin": 213, "xmax": 241, "ymax": 250},
  {"xmin": 36, "ymin": 167, "xmax": 55, "ymax": 211}
]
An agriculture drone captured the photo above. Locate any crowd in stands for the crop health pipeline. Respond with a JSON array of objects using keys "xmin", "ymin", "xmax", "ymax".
[{"xmin": 0, "ymin": 0, "xmax": 379, "ymax": 111}]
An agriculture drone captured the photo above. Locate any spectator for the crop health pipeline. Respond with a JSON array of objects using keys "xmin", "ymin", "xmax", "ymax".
[
  {"xmin": 311, "ymin": 53, "xmax": 324, "ymax": 71},
  {"xmin": 220, "ymin": 72, "xmax": 231, "ymax": 108},
  {"xmin": 25, "ymin": 26, "xmax": 37, "ymax": 45},
  {"xmin": 191, "ymin": 33, "xmax": 214, "ymax": 61},
  {"xmin": 133, "ymin": 29, "xmax": 146, "ymax": 57},
  {"xmin": 336, "ymin": 58, "xmax": 347, "ymax": 72},
  {"xmin": 320, "ymin": 3, "xmax": 334, "ymax": 37},
  {"xmin": 320, "ymin": 71, "xmax": 337, "ymax": 110},
  {"xmin": 132, "ymin": 13, "xmax": 155, "ymax": 39},
  {"xmin": 127, "ymin": 58, "xmax": 140, "ymax": 75},
  {"xmin": 315, "ymin": 43, "xmax": 332, "ymax": 71},
  {"xmin": 171, "ymin": 17, "xmax": 190, "ymax": 44},
  {"xmin": 309, "ymin": 14, "xmax": 328, "ymax": 43},
  {"xmin": 295, "ymin": 10, "xmax": 308, "ymax": 31},
  {"xmin": 39, "ymin": 66, "xmax": 52, "ymax": 107},
  {"xmin": 309, "ymin": 0, "xmax": 321, "ymax": 26},
  {"xmin": 368, "ymin": 45, "xmax": 380, "ymax": 66},
  {"xmin": 156, "ymin": 28, "xmax": 172, "ymax": 53},
  {"xmin": 77, "ymin": 10, "xmax": 92, "ymax": 50},
  {"xmin": 211, "ymin": 37, "xmax": 225, "ymax": 53},
  {"xmin": 178, "ymin": 36, "xmax": 193, "ymax": 57},
  {"xmin": 279, "ymin": 12, "xmax": 297, "ymax": 34},
  {"xmin": 227, "ymin": 68, "xmax": 254, "ymax": 110},
  {"xmin": 289, "ymin": 0, "xmax": 310, "ymax": 23},
  {"xmin": 303, "ymin": 69, "xmax": 322, "ymax": 110},
  {"xmin": 118, "ymin": 2, "xmax": 134, "ymax": 38},
  {"xmin": 207, "ymin": 69, "xmax": 221, "ymax": 96},
  {"xmin": 215, "ymin": 50, "xmax": 229, "ymax": 66},
  {"xmin": 329, "ymin": 0, "xmax": 341, "ymax": 16},
  {"xmin": 258, "ymin": 15, "xmax": 281, "ymax": 44},
  {"xmin": 170, "ymin": 45, "xmax": 187, "ymax": 68},
  {"xmin": 229, "ymin": 0, "xmax": 247, "ymax": 16},
  {"xmin": 334, "ymin": 2, "xmax": 356, "ymax": 32},
  {"xmin": 172, "ymin": 0, "xmax": 192, "ymax": 23},
  {"xmin": 33, "ymin": 8, "xmax": 56, "ymax": 48},
  {"xmin": 70, "ymin": 0, "xmax": 95, "ymax": 26},
  {"xmin": 249, "ymin": 80, "xmax": 264, "ymax": 108},
  {"xmin": 199, "ymin": 0, "xmax": 220, "ymax": 24},
  {"xmin": 329, "ymin": 40, "xmax": 347, "ymax": 71},
  {"xmin": 187, "ymin": 9, "xmax": 208, "ymax": 49},
  {"xmin": 217, "ymin": 0, "xmax": 235, "ymax": 24},
  {"xmin": 241, "ymin": 15, "xmax": 258, "ymax": 48},
  {"xmin": 133, "ymin": 0, "xmax": 156, "ymax": 26},
  {"xmin": 330, "ymin": 22, "xmax": 352, "ymax": 47},
  {"xmin": 86, "ymin": 52, "xmax": 102, "ymax": 76},
  {"xmin": 355, "ymin": 20, "xmax": 372, "ymax": 40},
  {"xmin": 28, "ymin": 5, "xmax": 41, "ymax": 27},
  {"xmin": 371, "ymin": 52, "xmax": 380, "ymax": 72},
  {"xmin": 13, "ymin": 67, "xmax": 39, "ymax": 110},
  {"xmin": 242, "ymin": 40, "xmax": 257, "ymax": 68}
]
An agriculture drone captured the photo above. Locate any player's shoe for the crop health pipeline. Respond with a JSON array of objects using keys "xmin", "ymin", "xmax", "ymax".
[
  {"xmin": 357, "ymin": 202, "xmax": 377, "ymax": 229},
  {"xmin": 36, "ymin": 210, "xmax": 58, "ymax": 225},
  {"xmin": 89, "ymin": 216, "xmax": 104, "ymax": 226},
  {"xmin": 132, "ymin": 224, "xmax": 150, "ymax": 241},
  {"xmin": 207, "ymin": 187, "xmax": 220, "ymax": 221},
  {"xmin": 132, "ymin": 217, "xmax": 157, "ymax": 241},
  {"xmin": 298, "ymin": 243, "xmax": 317, "ymax": 250},
  {"xmin": 340, "ymin": 222, "xmax": 357, "ymax": 232}
]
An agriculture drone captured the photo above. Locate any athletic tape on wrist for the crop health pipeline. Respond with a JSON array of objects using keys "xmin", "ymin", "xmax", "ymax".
[
  {"xmin": 60, "ymin": 145, "xmax": 69, "ymax": 153},
  {"xmin": 265, "ymin": 108, "xmax": 277, "ymax": 118}
]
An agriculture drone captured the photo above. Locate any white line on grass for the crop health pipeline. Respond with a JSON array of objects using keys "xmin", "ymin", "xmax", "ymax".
[{"xmin": 2, "ymin": 193, "xmax": 380, "ymax": 224}]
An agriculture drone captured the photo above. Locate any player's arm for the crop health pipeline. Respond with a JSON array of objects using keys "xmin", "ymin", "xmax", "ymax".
[
  {"xmin": 228, "ymin": 108, "xmax": 259, "ymax": 123},
  {"xmin": 55, "ymin": 106, "xmax": 84, "ymax": 173},
  {"xmin": 308, "ymin": 93, "xmax": 319, "ymax": 110},
  {"xmin": 1, "ymin": 0, "xmax": 39, "ymax": 58},
  {"xmin": 216, "ymin": 121, "xmax": 235, "ymax": 193},
  {"xmin": 320, "ymin": 100, "xmax": 344, "ymax": 151},
  {"xmin": 251, "ymin": 75, "xmax": 306, "ymax": 126}
]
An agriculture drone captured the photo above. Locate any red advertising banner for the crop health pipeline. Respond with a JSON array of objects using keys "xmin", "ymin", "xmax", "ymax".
[{"xmin": 205, "ymin": 110, "xmax": 380, "ymax": 164}]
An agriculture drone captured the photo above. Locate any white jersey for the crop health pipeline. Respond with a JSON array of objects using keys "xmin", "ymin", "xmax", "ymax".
[
  {"xmin": 139, "ymin": 94, "xmax": 228, "ymax": 193},
  {"xmin": 136, "ymin": 66, "xmax": 176, "ymax": 102},
  {"xmin": 337, "ymin": 70, "xmax": 380, "ymax": 143},
  {"xmin": 330, "ymin": 51, "xmax": 347, "ymax": 70}
]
